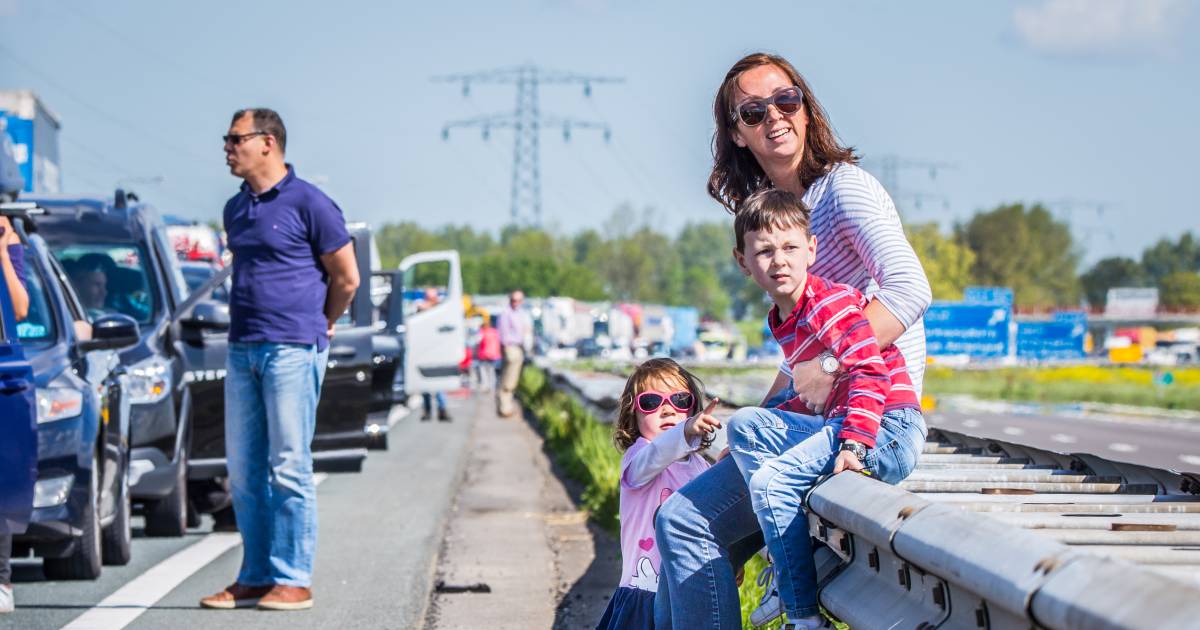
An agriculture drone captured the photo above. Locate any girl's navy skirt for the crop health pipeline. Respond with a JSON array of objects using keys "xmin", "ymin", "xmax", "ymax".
[{"xmin": 596, "ymin": 586, "xmax": 656, "ymax": 630}]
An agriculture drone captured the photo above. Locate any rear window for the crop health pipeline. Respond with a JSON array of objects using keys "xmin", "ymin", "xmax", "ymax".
[{"xmin": 52, "ymin": 244, "xmax": 159, "ymax": 325}]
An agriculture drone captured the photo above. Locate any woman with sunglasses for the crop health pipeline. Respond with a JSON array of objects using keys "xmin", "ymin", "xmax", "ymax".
[
  {"xmin": 654, "ymin": 53, "xmax": 932, "ymax": 630},
  {"xmin": 598, "ymin": 358, "xmax": 720, "ymax": 630}
]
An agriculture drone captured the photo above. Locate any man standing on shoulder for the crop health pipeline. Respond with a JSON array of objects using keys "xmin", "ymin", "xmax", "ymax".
[
  {"xmin": 201, "ymin": 108, "xmax": 359, "ymax": 612},
  {"xmin": 496, "ymin": 290, "xmax": 529, "ymax": 417}
]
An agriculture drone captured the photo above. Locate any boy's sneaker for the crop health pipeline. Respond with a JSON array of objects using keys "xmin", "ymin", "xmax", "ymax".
[
  {"xmin": 0, "ymin": 584, "xmax": 14, "ymax": 613},
  {"xmin": 782, "ymin": 618, "xmax": 824, "ymax": 630},
  {"xmin": 750, "ymin": 562, "xmax": 783, "ymax": 627}
]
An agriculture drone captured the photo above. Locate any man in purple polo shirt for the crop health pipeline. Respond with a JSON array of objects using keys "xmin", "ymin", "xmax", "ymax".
[{"xmin": 200, "ymin": 108, "xmax": 359, "ymax": 612}]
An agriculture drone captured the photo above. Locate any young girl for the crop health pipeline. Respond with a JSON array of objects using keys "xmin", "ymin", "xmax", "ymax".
[{"xmin": 597, "ymin": 358, "xmax": 722, "ymax": 630}]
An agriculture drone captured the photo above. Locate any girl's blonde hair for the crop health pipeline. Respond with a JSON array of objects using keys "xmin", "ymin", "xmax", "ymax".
[{"xmin": 613, "ymin": 358, "xmax": 706, "ymax": 451}]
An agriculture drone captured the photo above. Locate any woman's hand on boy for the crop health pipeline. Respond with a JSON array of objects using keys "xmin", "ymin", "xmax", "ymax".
[
  {"xmin": 833, "ymin": 450, "xmax": 864, "ymax": 474},
  {"xmin": 685, "ymin": 398, "xmax": 722, "ymax": 443},
  {"xmin": 791, "ymin": 357, "xmax": 835, "ymax": 413}
]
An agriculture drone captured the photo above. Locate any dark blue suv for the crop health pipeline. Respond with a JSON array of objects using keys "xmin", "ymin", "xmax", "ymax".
[
  {"xmin": 2, "ymin": 203, "xmax": 140, "ymax": 579},
  {"xmin": 24, "ymin": 192, "xmax": 194, "ymax": 536}
]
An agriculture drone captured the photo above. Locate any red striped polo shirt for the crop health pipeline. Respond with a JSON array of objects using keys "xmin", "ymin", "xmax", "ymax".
[{"xmin": 768, "ymin": 273, "xmax": 921, "ymax": 448}]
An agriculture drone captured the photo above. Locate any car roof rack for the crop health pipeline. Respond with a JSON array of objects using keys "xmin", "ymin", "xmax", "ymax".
[{"xmin": 0, "ymin": 201, "xmax": 46, "ymax": 233}]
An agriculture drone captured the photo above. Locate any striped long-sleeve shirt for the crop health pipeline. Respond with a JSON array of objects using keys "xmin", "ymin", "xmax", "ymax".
[
  {"xmin": 778, "ymin": 163, "xmax": 932, "ymax": 396},
  {"xmin": 770, "ymin": 274, "xmax": 921, "ymax": 448}
]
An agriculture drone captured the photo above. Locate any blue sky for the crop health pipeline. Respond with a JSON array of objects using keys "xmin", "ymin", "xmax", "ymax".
[{"xmin": 2, "ymin": 0, "xmax": 1198, "ymax": 264}]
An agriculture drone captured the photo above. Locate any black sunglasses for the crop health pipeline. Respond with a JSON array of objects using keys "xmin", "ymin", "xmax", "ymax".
[
  {"xmin": 223, "ymin": 131, "xmax": 269, "ymax": 146},
  {"xmin": 732, "ymin": 87, "xmax": 804, "ymax": 127}
]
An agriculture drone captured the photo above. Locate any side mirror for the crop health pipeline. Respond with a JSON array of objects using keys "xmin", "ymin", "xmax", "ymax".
[
  {"xmin": 182, "ymin": 300, "xmax": 230, "ymax": 331},
  {"xmin": 80, "ymin": 314, "xmax": 140, "ymax": 352}
]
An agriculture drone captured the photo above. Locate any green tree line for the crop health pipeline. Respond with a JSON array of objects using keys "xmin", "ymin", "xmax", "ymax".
[{"xmin": 374, "ymin": 202, "xmax": 1200, "ymax": 316}]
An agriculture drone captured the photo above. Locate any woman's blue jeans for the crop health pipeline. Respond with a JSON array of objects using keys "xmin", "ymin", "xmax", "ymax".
[{"xmin": 654, "ymin": 406, "xmax": 926, "ymax": 627}]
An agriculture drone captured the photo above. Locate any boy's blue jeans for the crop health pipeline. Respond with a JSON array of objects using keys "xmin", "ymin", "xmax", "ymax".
[
  {"xmin": 728, "ymin": 406, "xmax": 926, "ymax": 618},
  {"xmin": 654, "ymin": 406, "xmax": 925, "ymax": 627},
  {"xmin": 225, "ymin": 342, "xmax": 328, "ymax": 588}
]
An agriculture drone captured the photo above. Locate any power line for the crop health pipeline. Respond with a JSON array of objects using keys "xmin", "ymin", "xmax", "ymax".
[
  {"xmin": 861, "ymin": 154, "xmax": 957, "ymax": 199},
  {"xmin": 0, "ymin": 42, "xmax": 211, "ymax": 165},
  {"xmin": 434, "ymin": 64, "xmax": 623, "ymax": 227},
  {"xmin": 50, "ymin": 1, "xmax": 225, "ymax": 92}
]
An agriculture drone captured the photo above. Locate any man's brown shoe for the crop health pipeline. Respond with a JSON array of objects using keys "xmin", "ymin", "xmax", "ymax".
[
  {"xmin": 199, "ymin": 583, "xmax": 273, "ymax": 609},
  {"xmin": 256, "ymin": 585, "xmax": 313, "ymax": 611}
]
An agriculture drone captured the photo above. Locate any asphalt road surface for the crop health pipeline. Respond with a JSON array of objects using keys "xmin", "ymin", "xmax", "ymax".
[
  {"xmin": 2, "ymin": 398, "xmax": 472, "ymax": 630},
  {"xmin": 931, "ymin": 404, "xmax": 1200, "ymax": 474}
]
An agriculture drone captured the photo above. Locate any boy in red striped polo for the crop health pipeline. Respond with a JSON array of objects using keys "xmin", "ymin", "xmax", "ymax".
[{"xmin": 725, "ymin": 188, "xmax": 928, "ymax": 629}]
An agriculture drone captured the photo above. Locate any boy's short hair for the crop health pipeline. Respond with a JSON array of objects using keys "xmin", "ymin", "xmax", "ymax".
[{"xmin": 734, "ymin": 189, "xmax": 812, "ymax": 252}]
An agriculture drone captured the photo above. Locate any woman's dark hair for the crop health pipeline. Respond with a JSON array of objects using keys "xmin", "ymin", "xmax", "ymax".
[
  {"xmin": 613, "ymin": 358, "xmax": 706, "ymax": 451},
  {"xmin": 708, "ymin": 52, "xmax": 859, "ymax": 213}
]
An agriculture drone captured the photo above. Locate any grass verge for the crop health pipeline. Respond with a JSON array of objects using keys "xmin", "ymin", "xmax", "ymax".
[
  {"xmin": 517, "ymin": 365, "xmax": 837, "ymax": 629},
  {"xmin": 924, "ymin": 365, "xmax": 1200, "ymax": 412}
]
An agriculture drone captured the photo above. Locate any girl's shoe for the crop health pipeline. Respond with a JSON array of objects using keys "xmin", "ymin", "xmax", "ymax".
[
  {"xmin": 1, "ymin": 584, "xmax": 14, "ymax": 614},
  {"xmin": 782, "ymin": 618, "xmax": 824, "ymax": 630},
  {"xmin": 750, "ymin": 562, "xmax": 782, "ymax": 627}
]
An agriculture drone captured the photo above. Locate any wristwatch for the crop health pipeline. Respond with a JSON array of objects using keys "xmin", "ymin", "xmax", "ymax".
[
  {"xmin": 839, "ymin": 439, "xmax": 868, "ymax": 461},
  {"xmin": 818, "ymin": 351, "xmax": 840, "ymax": 375}
]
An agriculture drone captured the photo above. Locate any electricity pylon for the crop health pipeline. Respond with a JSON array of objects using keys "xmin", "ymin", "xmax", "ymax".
[{"xmin": 434, "ymin": 65, "xmax": 622, "ymax": 227}]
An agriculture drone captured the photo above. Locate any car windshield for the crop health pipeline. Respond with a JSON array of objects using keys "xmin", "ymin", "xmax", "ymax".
[
  {"xmin": 181, "ymin": 265, "xmax": 229, "ymax": 303},
  {"xmin": 15, "ymin": 248, "xmax": 58, "ymax": 349},
  {"xmin": 52, "ymin": 244, "xmax": 158, "ymax": 325}
]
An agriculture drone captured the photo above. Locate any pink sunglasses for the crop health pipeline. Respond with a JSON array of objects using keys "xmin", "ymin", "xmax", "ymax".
[{"xmin": 636, "ymin": 390, "xmax": 695, "ymax": 414}]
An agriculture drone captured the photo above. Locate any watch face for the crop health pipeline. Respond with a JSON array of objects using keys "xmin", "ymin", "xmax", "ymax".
[{"xmin": 821, "ymin": 356, "xmax": 839, "ymax": 373}]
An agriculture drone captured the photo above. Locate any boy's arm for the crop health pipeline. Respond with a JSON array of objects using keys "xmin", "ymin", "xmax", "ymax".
[
  {"xmin": 805, "ymin": 286, "xmax": 893, "ymax": 448},
  {"xmin": 621, "ymin": 422, "xmax": 703, "ymax": 489}
]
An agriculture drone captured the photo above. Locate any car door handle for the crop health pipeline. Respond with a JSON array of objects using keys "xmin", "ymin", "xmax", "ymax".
[
  {"xmin": 328, "ymin": 345, "xmax": 357, "ymax": 359},
  {"xmin": 0, "ymin": 378, "xmax": 32, "ymax": 394},
  {"xmin": 437, "ymin": 325, "xmax": 455, "ymax": 333}
]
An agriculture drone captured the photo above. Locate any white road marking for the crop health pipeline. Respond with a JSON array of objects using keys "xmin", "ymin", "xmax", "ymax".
[
  {"xmin": 1108, "ymin": 443, "xmax": 1139, "ymax": 453},
  {"xmin": 961, "ymin": 418, "xmax": 981, "ymax": 428},
  {"xmin": 1180, "ymin": 454, "xmax": 1200, "ymax": 467},
  {"xmin": 61, "ymin": 473, "xmax": 329, "ymax": 630},
  {"xmin": 1050, "ymin": 433, "xmax": 1078, "ymax": 444},
  {"xmin": 1002, "ymin": 426, "xmax": 1025, "ymax": 436}
]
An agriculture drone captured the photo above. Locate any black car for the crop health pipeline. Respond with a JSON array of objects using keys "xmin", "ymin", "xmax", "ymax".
[
  {"xmin": 177, "ymin": 230, "xmax": 468, "ymax": 473},
  {"xmin": 3, "ymin": 203, "xmax": 140, "ymax": 579},
  {"xmin": 180, "ymin": 224, "xmax": 378, "ymax": 480},
  {"xmin": 25, "ymin": 191, "xmax": 195, "ymax": 536}
]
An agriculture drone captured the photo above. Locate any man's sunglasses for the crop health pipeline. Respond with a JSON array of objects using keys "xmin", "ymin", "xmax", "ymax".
[
  {"xmin": 732, "ymin": 87, "xmax": 804, "ymax": 127},
  {"xmin": 636, "ymin": 390, "xmax": 695, "ymax": 414},
  {"xmin": 223, "ymin": 131, "xmax": 269, "ymax": 146}
]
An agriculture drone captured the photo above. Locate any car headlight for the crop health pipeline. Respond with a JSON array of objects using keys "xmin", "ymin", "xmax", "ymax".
[
  {"xmin": 126, "ymin": 355, "xmax": 172, "ymax": 405},
  {"xmin": 37, "ymin": 387, "xmax": 84, "ymax": 423},
  {"xmin": 33, "ymin": 475, "xmax": 74, "ymax": 508}
]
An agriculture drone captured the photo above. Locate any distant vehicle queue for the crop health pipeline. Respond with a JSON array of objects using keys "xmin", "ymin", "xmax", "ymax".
[{"xmin": 0, "ymin": 190, "xmax": 467, "ymax": 581}]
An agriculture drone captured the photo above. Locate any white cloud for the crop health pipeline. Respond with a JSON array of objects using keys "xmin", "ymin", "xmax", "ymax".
[{"xmin": 1013, "ymin": 0, "xmax": 1191, "ymax": 58}]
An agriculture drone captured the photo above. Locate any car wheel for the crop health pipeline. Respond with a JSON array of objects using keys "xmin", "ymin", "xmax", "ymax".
[
  {"xmin": 144, "ymin": 449, "xmax": 187, "ymax": 537},
  {"xmin": 101, "ymin": 455, "xmax": 132, "ymax": 565},
  {"xmin": 43, "ymin": 453, "xmax": 103, "ymax": 580}
]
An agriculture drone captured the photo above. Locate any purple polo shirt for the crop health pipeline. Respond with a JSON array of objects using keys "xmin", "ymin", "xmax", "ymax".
[{"xmin": 223, "ymin": 165, "xmax": 351, "ymax": 351}]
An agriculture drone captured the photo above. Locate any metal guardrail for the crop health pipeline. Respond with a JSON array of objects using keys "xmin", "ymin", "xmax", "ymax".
[
  {"xmin": 541, "ymin": 363, "xmax": 1200, "ymax": 628},
  {"xmin": 808, "ymin": 472, "xmax": 1200, "ymax": 629}
]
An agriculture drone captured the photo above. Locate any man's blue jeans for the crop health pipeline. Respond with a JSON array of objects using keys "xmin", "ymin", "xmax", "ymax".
[
  {"xmin": 225, "ymin": 342, "xmax": 328, "ymax": 588},
  {"xmin": 422, "ymin": 391, "xmax": 447, "ymax": 415},
  {"xmin": 655, "ymin": 406, "xmax": 926, "ymax": 627}
]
